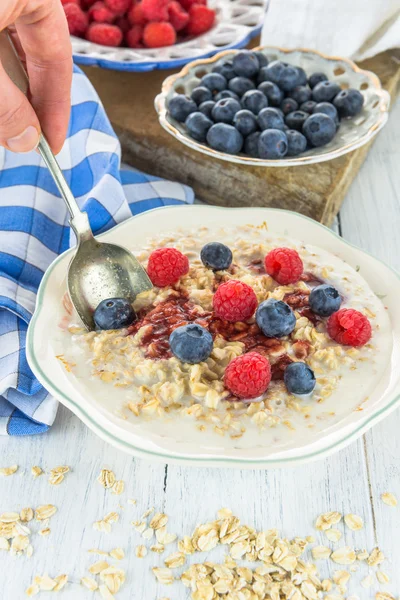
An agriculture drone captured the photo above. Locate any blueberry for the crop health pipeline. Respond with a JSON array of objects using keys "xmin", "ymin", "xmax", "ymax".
[
  {"xmin": 233, "ymin": 109, "xmax": 258, "ymax": 136},
  {"xmin": 253, "ymin": 51, "xmax": 269, "ymax": 68},
  {"xmin": 232, "ymin": 51, "xmax": 260, "ymax": 78},
  {"xmin": 262, "ymin": 60, "xmax": 299, "ymax": 91},
  {"xmin": 300, "ymin": 100, "xmax": 317, "ymax": 114},
  {"xmin": 215, "ymin": 90, "xmax": 240, "ymax": 102},
  {"xmin": 169, "ymin": 323, "xmax": 213, "ymax": 364},
  {"xmin": 286, "ymin": 130, "xmax": 307, "ymax": 156},
  {"xmin": 303, "ymin": 113, "xmax": 336, "ymax": 147},
  {"xmin": 309, "ymin": 284, "xmax": 341, "ymax": 316},
  {"xmin": 198, "ymin": 100, "xmax": 215, "ymax": 119},
  {"xmin": 258, "ymin": 107, "xmax": 285, "ymax": 131},
  {"xmin": 308, "ymin": 72, "xmax": 328, "ymax": 89},
  {"xmin": 257, "ymin": 81, "xmax": 284, "ymax": 106},
  {"xmin": 94, "ymin": 298, "xmax": 136, "ymax": 330},
  {"xmin": 284, "ymin": 362, "xmax": 316, "ymax": 395},
  {"xmin": 212, "ymin": 98, "xmax": 241, "ymax": 123},
  {"xmin": 280, "ymin": 97, "xmax": 298, "ymax": 115},
  {"xmin": 244, "ymin": 131, "xmax": 261, "ymax": 157},
  {"xmin": 295, "ymin": 66, "xmax": 307, "ymax": 86},
  {"xmin": 313, "ymin": 102, "xmax": 339, "ymax": 126},
  {"xmin": 241, "ymin": 90, "xmax": 268, "ymax": 115},
  {"xmin": 212, "ymin": 60, "xmax": 236, "ymax": 81},
  {"xmin": 168, "ymin": 95, "xmax": 197, "ymax": 122},
  {"xmin": 333, "ymin": 88, "xmax": 364, "ymax": 117},
  {"xmin": 258, "ymin": 129, "xmax": 288, "ymax": 159},
  {"xmin": 201, "ymin": 73, "xmax": 227, "ymax": 94},
  {"xmin": 200, "ymin": 242, "xmax": 233, "ymax": 270},
  {"xmin": 255, "ymin": 299, "xmax": 296, "ymax": 337},
  {"xmin": 207, "ymin": 123, "xmax": 243, "ymax": 154},
  {"xmin": 258, "ymin": 60, "xmax": 285, "ymax": 84},
  {"xmin": 312, "ymin": 80, "xmax": 342, "ymax": 102},
  {"xmin": 228, "ymin": 76, "xmax": 255, "ymax": 97},
  {"xmin": 288, "ymin": 85, "xmax": 312, "ymax": 105},
  {"xmin": 185, "ymin": 112, "xmax": 213, "ymax": 142},
  {"xmin": 191, "ymin": 86, "xmax": 212, "ymax": 105},
  {"xmin": 285, "ymin": 110, "xmax": 308, "ymax": 131}
]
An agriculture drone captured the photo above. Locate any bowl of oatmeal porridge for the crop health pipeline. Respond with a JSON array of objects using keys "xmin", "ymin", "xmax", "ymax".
[{"xmin": 26, "ymin": 206, "xmax": 400, "ymax": 468}]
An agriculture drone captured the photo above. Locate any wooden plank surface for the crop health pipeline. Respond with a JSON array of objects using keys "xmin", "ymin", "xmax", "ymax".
[
  {"xmin": 82, "ymin": 48, "xmax": 400, "ymax": 226},
  {"xmin": 0, "ymin": 98, "xmax": 399, "ymax": 599}
]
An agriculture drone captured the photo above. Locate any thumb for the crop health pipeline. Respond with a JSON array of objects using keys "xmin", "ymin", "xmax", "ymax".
[{"xmin": 0, "ymin": 60, "xmax": 40, "ymax": 153}]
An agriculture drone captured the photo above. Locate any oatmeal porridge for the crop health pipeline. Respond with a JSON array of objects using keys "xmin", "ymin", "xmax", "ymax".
[{"xmin": 59, "ymin": 224, "xmax": 391, "ymax": 451}]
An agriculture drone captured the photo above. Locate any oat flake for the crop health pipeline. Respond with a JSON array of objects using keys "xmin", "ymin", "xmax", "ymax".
[
  {"xmin": 89, "ymin": 560, "xmax": 109, "ymax": 574},
  {"xmin": 381, "ymin": 493, "xmax": 397, "ymax": 507},
  {"xmin": 331, "ymin": 547, "xmax": 356, "ymax": 565},
  {"xmin": 136, "ymin": 545, "xmax": 147, "ymax": 558},
  {"xmin": 110, "ymin": 547, "xmax": 124, "ymax": 560},
  {"xmin": 344, "ymin": 514, "xmax": 364, "ymax": 531},
  {"xmin": 376, "ymin": 571, "xmax": 390, "ymax": 584},
  {"xmin": 153, "ymin": 567, "xmax": 174, "ymax": 585},
  {"xmin": 0, "ymin": 465, "xmax": 18, "ymax": 476},
  {"xmin": 311, "ymin": 545, "xmax": 331, "ymax": 559},
  {"xmin": 81, "ymin": 577, "xmax": 98, "ymax": 591}
]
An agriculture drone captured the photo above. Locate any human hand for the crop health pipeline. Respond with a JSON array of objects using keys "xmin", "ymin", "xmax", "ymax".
[{"xmin": 0, "ymin": 0, "xmax": 73, "ymax": 154}]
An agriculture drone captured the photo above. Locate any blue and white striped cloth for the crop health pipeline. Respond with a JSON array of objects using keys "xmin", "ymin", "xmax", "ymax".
[{"xmin": 0, "ymin": 66, "xmax": 194, "ymax": 436}]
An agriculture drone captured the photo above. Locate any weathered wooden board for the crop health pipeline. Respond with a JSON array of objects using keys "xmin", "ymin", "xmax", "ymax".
[{"xmin": 81, "ymin": 47, "xmax": 400, "ymax": 225}]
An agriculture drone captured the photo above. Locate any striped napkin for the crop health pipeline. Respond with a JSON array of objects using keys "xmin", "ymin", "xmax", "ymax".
[{"xmin": 0, "ymin": 65, "xmax": 194, "ymax": 436}]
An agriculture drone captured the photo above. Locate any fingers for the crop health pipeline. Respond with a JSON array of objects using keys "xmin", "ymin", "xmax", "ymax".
[
  {"xmin": 0, "ymin": 60, "xmax": 40, "ymax": 153},
  {"xmin": 16, "ymin": 0, "xmax": 73, "ymax": 154}
]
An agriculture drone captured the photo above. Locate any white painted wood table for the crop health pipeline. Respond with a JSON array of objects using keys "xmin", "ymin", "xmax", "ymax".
[{"xmin": 1, "ymin": 100, "xmax": 399, "ymax": 600}]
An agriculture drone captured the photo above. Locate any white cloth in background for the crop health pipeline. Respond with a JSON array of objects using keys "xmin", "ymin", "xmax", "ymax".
[{"xmin": 261, "ymin": 0, "xmax": 400, "ymax": 59}]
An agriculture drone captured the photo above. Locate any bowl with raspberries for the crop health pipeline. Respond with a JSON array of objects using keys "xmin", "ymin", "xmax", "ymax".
[
  {"xmin": 62, "ymin": 0, "xmax": 267, "ymax": 72},
  {"xmin": 155, "ymin": 46, "xmax": 390, "ymax": 165},
  {"xmin": 27, "ymin": 205, "xmax": 400, "ymax": 467}
]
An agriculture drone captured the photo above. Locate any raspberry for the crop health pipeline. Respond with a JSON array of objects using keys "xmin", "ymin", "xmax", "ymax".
[
  {"xmin": 64, "ymin": 3, "xmax": 89, "ymax": 35},
  {"xmin": 127, "ymin": 3, "xmax": 147, "ymax": 25},
  {"xmin": 168, "ymin": 1, "xmax": 189, "ymax": 31},
  {"xmin": 89, "ymin": 1, "xmax": 117, "ymax": 23},
  {"xmin": 143, "ymin": 22, "xmax": 176, "ymax": 47},
  {"xmin": 178, "ymin": 0, "xmax": 205, "ymax": 11},
  {"xmin": 126, "ymin": 24, "xmax": 144, "ymax": 46},
  {"xmin": 83, "ymin": 0, "xmax": 99, "ymax": 6},
  {"xmin": 327, "ymin": 308, "xmax": 372, "ymax": 347},
  {"xmin": 264, "ymin": 247, "xmax": 303, "ymax": 285},
  {"xmin": 141, "ymin": 0, "xmax": 169, "ymax": 21},
  {"xmin": 61, "ymin": 0, "xmax": 80, "ymax": 5},
  {"xmin": 224, "ymin": 352, "xmax": 271, "ymax": 399},
  {"xmin": 147, "ymin": 248, "xmax": 189, "ymax": 287},
  {"xmin": 86, "ymin": 22, "xmax": 123, "ymax": 45},
  {"xmin": 104, "ymin": 0, "xmax": 132, "ymax": 15},
  {"xmin": 213, "ymin": 280, "xmax": 257, "ymax": 322},
  {"xmin": 186, "ymin": 4, "xmax": 215, "ymax": 36}
]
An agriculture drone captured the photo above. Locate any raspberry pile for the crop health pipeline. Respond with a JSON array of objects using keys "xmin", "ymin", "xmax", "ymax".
[
  {"xmin": 62, "ymin": 0, "xmax": 215, "ymax": 48},
  {"xmin": 167, "ymin": 49, "xmax": 364, "ymax": 158}
]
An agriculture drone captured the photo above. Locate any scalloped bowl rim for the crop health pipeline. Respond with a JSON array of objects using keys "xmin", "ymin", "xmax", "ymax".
[
  {"xmin": 26, "ymin": 206, "xmax": 400, "ymax": 468},
  {"xmin": 155, "ymin": 46, "xmax": 391, "ymax": 167}
]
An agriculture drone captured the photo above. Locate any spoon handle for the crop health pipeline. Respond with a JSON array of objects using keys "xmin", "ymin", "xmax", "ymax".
[{"xmin": 0, "ymin": 30, "xmax": 93, "ymax": 242}]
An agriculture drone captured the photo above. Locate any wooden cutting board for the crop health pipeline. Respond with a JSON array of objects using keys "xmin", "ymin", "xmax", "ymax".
[{"xmin": 81, "ymin": 46, "xmax": 400, "ymax": 225}]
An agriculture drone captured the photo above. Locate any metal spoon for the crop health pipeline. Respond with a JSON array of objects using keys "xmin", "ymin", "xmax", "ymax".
[{"xmin": 0, "ymin": 31, "xmax": 152, "ymax": 330}]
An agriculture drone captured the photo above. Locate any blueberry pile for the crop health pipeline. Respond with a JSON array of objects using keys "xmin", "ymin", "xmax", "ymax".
[{"xmin": 167, "ymin": 50, "xmax": 364, "ymax": 159}]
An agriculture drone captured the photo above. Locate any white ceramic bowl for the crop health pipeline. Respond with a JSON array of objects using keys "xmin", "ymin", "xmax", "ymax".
[
  {"xmin": 71, "ymin": 0, "xmax": 267, "ymax": 72},
  {"xmin": 155, "ymin": 47, "xmax": 391, "ymax": 166},
  {"xmin": 27, "ymin": 206, "xmax": 400, "ymax": 468}
]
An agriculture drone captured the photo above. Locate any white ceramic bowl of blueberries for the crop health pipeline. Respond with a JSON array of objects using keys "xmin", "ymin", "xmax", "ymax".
[{"xmin": 155, "ymin": 46, "xmax": 390, "ymax": 166}]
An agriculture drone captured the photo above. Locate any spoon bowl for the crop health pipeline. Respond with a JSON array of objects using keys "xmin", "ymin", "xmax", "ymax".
[{"xmin": 68, "ymin": 236, "xmax": 152, "ymax": 330}]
